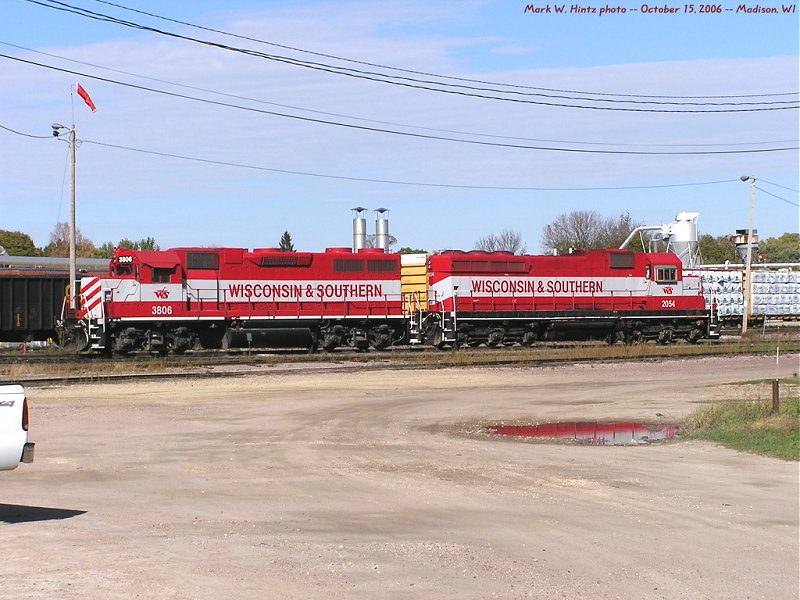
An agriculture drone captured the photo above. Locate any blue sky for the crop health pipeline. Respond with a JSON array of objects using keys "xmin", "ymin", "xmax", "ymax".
[{"xmin": 1, "ymin": 0, "xmax": 798, "ymax": 253}]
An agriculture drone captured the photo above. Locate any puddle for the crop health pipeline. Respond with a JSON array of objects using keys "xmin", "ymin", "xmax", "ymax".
[{"xmin": 486, "ymin": 422, "xmax": 678, "ymax": 446}]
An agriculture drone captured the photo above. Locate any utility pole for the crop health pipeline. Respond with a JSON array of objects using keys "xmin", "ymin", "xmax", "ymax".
[
  {"xmin": 53, "ymin": 122, "xmax": 78, "ymax": 309},
  {"xmin": 740, "ymin": 175, "xmax": 756, "ymax": 336},
  {"xmin": 69, "ymin": 125, "xmax": 77, "ymax": 310}
]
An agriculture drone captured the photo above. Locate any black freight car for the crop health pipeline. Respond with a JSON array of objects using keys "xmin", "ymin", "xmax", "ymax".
[{"xmin": 0, "ymin": 271, "xmax": 69, "ymax": 342}]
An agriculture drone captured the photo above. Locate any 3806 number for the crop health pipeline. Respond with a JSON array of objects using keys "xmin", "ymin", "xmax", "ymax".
[{"xmin": 151, "ymin": 305, "xmax": 173, "ymax": 315}]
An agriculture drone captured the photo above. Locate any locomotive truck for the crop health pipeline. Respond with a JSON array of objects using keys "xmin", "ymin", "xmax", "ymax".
[{"xmin": 56, "ymin": 245, "xmax": 711, "ymax": 355}]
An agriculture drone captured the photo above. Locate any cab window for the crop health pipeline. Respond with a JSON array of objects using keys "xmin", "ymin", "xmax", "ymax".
[
  {"xmin": 655, "ymin": 266, "xmax": 677, "ymax": 283},
  {"xmin": 152, "ymin": 267, "xmax": 175, "ymax": 283}
]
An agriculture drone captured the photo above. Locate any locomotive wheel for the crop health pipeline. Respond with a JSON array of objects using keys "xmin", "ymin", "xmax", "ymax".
[
  {"xmin": 369, "ymin": 326, "xmax": 393, "ymax": 351},
  {"xmin": 321, "ymin": 334, "xmax": 339, "ymax": 352},
  {"xmin": 657, "ymin": 327, "xmax": 674, "ymax": 345},
  {"xmin": 688, "ymin": 328, "xmax": 704, "ymax": 344},
  {"xmin": 625, "ymin": 329, "xmax": 644, "ymax": 346},
  {"xmin": 522, "ymin": 330, "xmax": 539, "ymax": 346},
  {"xmin": 486, "ymin": 329, "xmax": 504, "ymax": 348}
]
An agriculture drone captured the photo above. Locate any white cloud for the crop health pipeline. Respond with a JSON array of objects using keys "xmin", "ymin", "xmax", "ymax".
[{"xmin": 490, "ymin": 44, "xmax": 542, "ymax": 55}]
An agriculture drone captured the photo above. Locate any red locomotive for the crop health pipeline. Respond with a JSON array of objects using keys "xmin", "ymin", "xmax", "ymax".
[
  {"xmin": 56, "ymin": 245, "xmax": 711, "ymax": 354},
  {"xmin": 59, "ymin": 246, "xmax": 406, "ymax": 354},
  {"xmin": 410, "ymin": 248, "xmax": 709, "ymax": 348}
]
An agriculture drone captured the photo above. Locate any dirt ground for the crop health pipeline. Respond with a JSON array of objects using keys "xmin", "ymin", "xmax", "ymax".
[{"xmin": 2, "ymin": 354, "xmax": 798, "ymax": 599}]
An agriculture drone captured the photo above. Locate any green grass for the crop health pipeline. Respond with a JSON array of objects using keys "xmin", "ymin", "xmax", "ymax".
[{"xmin": 683, "ymin": 394, "xmax": 800, "ymax": 461}]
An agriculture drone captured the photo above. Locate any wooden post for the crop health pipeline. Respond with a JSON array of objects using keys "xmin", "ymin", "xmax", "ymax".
[{"xmin": 772, "ymin": 379, "xmax": 780, "ymax": 414}]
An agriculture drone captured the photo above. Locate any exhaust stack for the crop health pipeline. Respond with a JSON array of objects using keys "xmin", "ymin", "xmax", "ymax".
[
  {"xmin": 375, "ymin": 208, "xmax": 389, "ymax": 251},
  {"xmin": 352, "ymin": 207, "xmax": 367, "ymax": 252}
]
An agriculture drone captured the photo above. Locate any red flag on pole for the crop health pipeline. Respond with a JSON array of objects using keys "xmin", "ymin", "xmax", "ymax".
[{"xmin": 76, "ymin": 83, "xmax": 96, "ymax": 112}]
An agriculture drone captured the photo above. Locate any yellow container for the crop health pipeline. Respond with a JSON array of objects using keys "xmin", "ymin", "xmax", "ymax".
[{"xmin": 401, "ymin": 253, "xmax": 428, "ymax": 315}]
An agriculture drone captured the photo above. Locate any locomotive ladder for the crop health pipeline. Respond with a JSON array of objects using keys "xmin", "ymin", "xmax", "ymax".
[
  {"xmin": 80, "ymin": 290, "xmax": 107, "ymax": 351},
  {"xmin": 406, "ymin": 291, "xmax": 423, "ymax": 343}
]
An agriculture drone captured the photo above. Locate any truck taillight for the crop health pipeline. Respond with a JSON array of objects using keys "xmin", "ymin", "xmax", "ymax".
[{"xmin": 22, "ymin": 397, "xmax": 29, "ymax": 431}]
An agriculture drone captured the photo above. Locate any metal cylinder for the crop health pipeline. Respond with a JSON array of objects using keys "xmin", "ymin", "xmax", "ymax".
[
  {"xmin": 664, "ymin": 211, "xmax": 700, "ymax": 268},
  {"xmin": 352, "ymin": 207, "xmax": 367, "ymax": 251},
  {"xmin": 730, "ymin": 229, "xmax": 759, "ymax": 264},
  {"xmin": 375, "ymin": 208, "xmax": 389, "ymax": 251}
]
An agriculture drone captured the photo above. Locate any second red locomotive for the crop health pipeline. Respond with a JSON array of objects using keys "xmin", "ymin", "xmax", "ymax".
[{"xmin": 410, "ymin": 248, "xmax": 709, "ymax": 347}]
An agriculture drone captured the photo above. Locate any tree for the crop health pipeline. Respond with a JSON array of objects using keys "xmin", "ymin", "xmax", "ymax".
[
  {"xmin": 0, "ymin": 230, "xmax": 40, "ymax": 256},
  {"xmin": 697, "ymin": 234, "xmax": 738, "ymax": 265},
  {"xmin": 541, "ymin": 211, "xmax": 644, "ymax": 254},
  {"xmin": 118, "ymin": 237, "xmax": 159, "ymax": 251},
  {"xmin": 278, "ymin": 231, "xmax": 295, "ymax": 252},
  {"xmin": 41, "ymin": 222, "xmax": 96, "ymax": 258},
  {"xmin": 758, "ymin": 233, "xmax": 800, "ymax": 263},
  {"xmin": 398, "ymin": 247, "xmax": 427, "ymax": 254},
  {"xmin": 601, "ymin": 212, "xmax": 644, "ymax": 250},
  {"xmin": 95, "ymin": 241, "xmax": 115, "ymax": 259},
  {"xmin": 95, "ymin": 236, "xmax": 160, "ymax": 258},
  {"xmin": 365, "ymin": 233, "xmax": 398, "ymax": 251},
  {"xmin": 474, "ymin": 229, "xmax": 527, "ymax": 254}
]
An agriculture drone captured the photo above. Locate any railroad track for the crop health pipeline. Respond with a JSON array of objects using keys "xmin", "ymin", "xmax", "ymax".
[{"xmin": 2, "ymin": 337, "xmax": 797, "ymax": 387}]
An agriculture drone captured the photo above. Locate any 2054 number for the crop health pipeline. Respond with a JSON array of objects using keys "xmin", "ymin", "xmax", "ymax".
[{"xmin": 661, "ymin": 300, "xmax": 676, "ymax": 308}]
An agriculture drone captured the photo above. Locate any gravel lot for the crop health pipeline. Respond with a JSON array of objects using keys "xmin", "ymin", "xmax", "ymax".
[{"xmin": 2, "ymin": 354, "xmax": 798, "ymax": 599}]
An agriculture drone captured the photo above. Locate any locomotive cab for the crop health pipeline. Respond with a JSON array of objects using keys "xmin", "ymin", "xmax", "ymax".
[{"xmin": 110, "ymin": 249, "xmax": 136, "ymax": 277}]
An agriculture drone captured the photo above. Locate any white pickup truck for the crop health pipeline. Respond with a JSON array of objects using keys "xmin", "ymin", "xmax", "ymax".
[{"xmin": 0, "ymin": 384, "xmax": 34, "ymax": 470}]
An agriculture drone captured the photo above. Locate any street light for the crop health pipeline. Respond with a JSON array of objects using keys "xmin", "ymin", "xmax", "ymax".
[
  {"xmin": 739, "ymin": 175, "xmax": 756, "ymax": 335},
  {"xmin": 52, "ymin": 123, "xmax": 77, "ymax": 309}
]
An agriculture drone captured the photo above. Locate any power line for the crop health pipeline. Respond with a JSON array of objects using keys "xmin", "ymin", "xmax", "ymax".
[
  {"xmin": 4, "ymin": 123, "xmax": 795, "ymax": 201},
  {"xmin": 33, "ymin": 0, "xmax": 800, "ymax": 109},
  {"xmin": 3, "ymin": 53, "xmax": 799, "ymax": 155},
  {"xmin": 758, "ymin": 178, "xmax": 800, "ymax": 194},
  {"xmin": 5, "ymin": 41, "xmax": 795, "ymax": 150},
  {"xmin": 0, "ymin": 123, "xmax": 53, "ymax": 139},
  {"xmin": 74, "ymin": 139, "xmax": 750, "ymax": 192},
  {"xmin": 24, "ymin": 0, "xmax": 800, "ymax": 112},
  {"xmin": 754, "ymin": 186, "xmax": 800, "ymax": 207},
  {"xmin": 88, "ymin": 0, "xmax": 799, "ymax": 102}
]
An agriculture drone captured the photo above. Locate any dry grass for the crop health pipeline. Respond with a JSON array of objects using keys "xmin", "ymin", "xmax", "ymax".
[
  {"xmin": 1, "ymin": 337, "xmax": 797, "ymax": 381},
  {"xmin": 683, "ymin": 376, "xmax": 800, "ymax": 461}
]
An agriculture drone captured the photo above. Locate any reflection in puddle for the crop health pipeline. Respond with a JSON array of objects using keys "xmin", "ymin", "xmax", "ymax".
[{"xmin": 487, "ymin": 422, "xmax": 678, "ymax": 445}]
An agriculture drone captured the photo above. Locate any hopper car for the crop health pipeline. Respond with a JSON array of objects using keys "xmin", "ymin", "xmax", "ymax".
[{"xmin": 0, "ymin": 271, "xmax": 71, "ymax": 342}]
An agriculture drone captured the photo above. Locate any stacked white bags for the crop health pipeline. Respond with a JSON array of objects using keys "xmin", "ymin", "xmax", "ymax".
[{"xmin": 688, "ymin": 269, "xmax": 799, "ymax": 317}]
